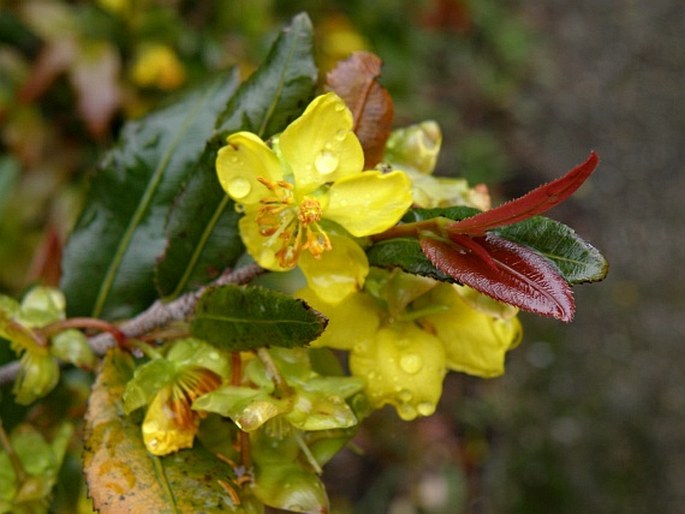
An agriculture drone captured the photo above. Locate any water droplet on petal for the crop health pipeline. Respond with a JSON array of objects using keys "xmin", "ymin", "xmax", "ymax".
[
  {"xmin": 399, "ymin": 353, "xmax": 423, "ymax": 374},
  {"xmin": 335, "ymin": 129, "xmax": 347, "ymax": 141},
  {"xmin": 398, "ymin": 389, "xmax": 413, "ymax": 402},
  {"xmin": 398, "ymin": 404, "xmax": 417, "ymax": 420},
  {"xmin": 227, "ymin": 177, "xmax": 251, "ymax": 199},
  {"xmin": 417, "ymin": 402, "xmax": 435, "ymax": 416},
  {"xmin": 334, "ymin": 103, "xmax": 346, "ymax": 112},
  {"xmin": 314, "ymin": 149, "xmax": 339, "ymax": 175}
]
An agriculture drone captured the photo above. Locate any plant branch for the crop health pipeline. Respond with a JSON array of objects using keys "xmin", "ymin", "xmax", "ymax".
[{"xmin": 0, "ymin": 263, "xmax": 266, "ymax": 386}]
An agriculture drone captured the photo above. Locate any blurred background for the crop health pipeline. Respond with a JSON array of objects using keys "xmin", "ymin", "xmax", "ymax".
[{"xmin": 1, "ymin": 1, "xmax": 683, "ymax": 513}]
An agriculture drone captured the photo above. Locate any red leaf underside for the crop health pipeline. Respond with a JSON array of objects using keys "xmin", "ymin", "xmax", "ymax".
[
  {"xmin": 420, "ymin": 233, "xmax": 575, "ymax": 321},
  {"xmin": 448, "ymin": 151, "xmax": 599, "ymax": 236}
]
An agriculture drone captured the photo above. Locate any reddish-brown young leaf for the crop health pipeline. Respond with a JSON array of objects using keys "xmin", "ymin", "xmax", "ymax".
[
  {"xmin": 420, "ymin": 233, "xmax": 575, "ymax": 321},
  {"xmin": 447, "ymin": 151, "xmax": 599, "ymax": 236},
  {"xmin": 325, "ymin": 51, "xmax": 394, "ymax": 168}
]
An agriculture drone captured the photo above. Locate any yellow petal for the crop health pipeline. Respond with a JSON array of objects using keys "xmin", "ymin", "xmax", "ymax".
[
  {"xmin": 349, "ymin": 323, "xmax": 446, "ymax": 421},
  {"xmin": 297, "ymin": 288, "xmax": 381, "ymax": 350},
  {"xmin": 216, "ymin": 132, "xmax": 282, "ymax": 205},
  {"xmin": 298, "ymin": 233, "xmax": 368, "ymax": 304},
  {"xmin": 142, "ymin": 388, "xmax": 198, "ymax": 456},
  {"xmin": 419, "ymin": 284, "xmax": 523, "ymax": 378},
  {"xmin": 279, "ymin": 93, "xmax": 364, "ymax": 194},
  {"xmin": 324, "ymin": 170, "xmax": 412, "ymax": 236},
  {"xmin": 238, "ymin": 211, "xmax": 290, "ymax": 271}
]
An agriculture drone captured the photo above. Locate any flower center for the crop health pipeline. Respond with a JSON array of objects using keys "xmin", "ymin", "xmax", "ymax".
[{"xmin": 256, "ymin": 177, "xmax": 332, "ymax": 268}]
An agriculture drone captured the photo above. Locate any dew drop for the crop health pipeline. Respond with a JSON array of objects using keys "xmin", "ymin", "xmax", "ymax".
[
  {"xmin": 334, "ymin": 129, "xmax": 347, "ymax": 141},
  {"xmin": 398, "ymin": 404, "xmax": 417, "ymax": 420},
  {"xmin": 399, "ymin": 353, "xmax": 423, "ymax": 374},
  {"xmin": 227, "ymin": 177, "xmax": 251, "ymax": 199},
  {"xmin": 398, "ymin": 389, "xmax": 413, "ymax": 402},
  {"xmin": 417, "ymin": 402, "xmax": 435, "ymax": 416},
  {"xmin": 334, "ymin": 103, "xmax": 346, "ymax": 112},
  {"xmin": 314, "ymin": 149, "xmax": 339, "ymax": 175},
  {"xmin": 208, "ymin": 351, "xmax": 220, "ymax": 361}
]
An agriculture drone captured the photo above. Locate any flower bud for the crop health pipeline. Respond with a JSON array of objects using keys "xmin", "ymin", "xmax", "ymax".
[{"xmin": 13, "ymin": 351, "xmax": 60, "ymax": 405}]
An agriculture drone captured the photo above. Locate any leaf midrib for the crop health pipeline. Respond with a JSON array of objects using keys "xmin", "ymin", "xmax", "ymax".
[
  {"xmin": 195, "ymin": 313, "xmax": 318, "ymax": 325},
  {"xmin": 91, "ymin": 81, "xmax": 222, "ymax": 318},
  {"xmin": 168, "ymin": 26, "xmax": 304, "ymax": 298}
]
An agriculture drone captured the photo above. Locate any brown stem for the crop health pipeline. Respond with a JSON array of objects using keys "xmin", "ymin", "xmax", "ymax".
[
  {"xmin": 370, "ymin": 218, "xmax": 443, "ymax": 242},
  {"xmin": 42, "ymin": 317, "xmax": 128, "ymax": 348},
  {"xmin": 0, "ymin": 263, "xmax": 267, "ymax": 386},
  {"xmin": 231, "ymin": 352, "xmax": 242, "ymax": 386}
]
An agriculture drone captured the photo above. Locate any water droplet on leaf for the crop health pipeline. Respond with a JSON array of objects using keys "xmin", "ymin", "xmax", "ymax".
[
  {"xmin": 314, "ymin": 149, "xmax": 339, "ymax": 175},
  {"xmin": 227, "ymin": 177, "xmax": 251, "ymax": 199}
]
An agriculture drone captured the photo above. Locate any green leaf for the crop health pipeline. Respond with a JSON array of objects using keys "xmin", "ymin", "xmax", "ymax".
[
  {"xmin": 155, "ymin": 13, "xmax": 318, "ymax": 300},
  {"xmin": 194, "ymin": 386, "xmax": 288, "ymax": 432},
  {"xmin": 253, "ymin": 462, "xmax": 328, "ymax": 514},
  {"xmin": 494, "ymin": 216, "xmax": 608, "ymax": 284},
  {"xmin": 190, "ymin": 285, "xmax": 328, "ymax": 351},
  {"xmin": 61, "ymin": 72, "xmax": 240, "ymax": 320},
  {"xmin": 215, "ymin": 13, "xmax": 317, "ymax": 138},
  {"xmin": 84, "ymin": 350, "xmax": 251, "ymax": 513},
  {"xmin": 366, "ymin": 237, "xmax": 454, "ymax": 282}
]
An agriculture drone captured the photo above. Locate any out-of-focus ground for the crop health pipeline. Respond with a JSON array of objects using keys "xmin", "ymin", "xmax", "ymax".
[{"xmin": 481, "ymin": 2, "xmax": 685, "ymax": 513}]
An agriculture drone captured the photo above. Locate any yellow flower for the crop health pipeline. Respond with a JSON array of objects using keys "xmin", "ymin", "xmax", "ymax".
[
  {"xmin": 350, "ymin": 323, "xmax": 446, "ymax": 421},
  {"xmin": 141, "ymin": 366, "xmax": 222, "ymax": 456},
  {"xmin": 298, "ymin": 271, "xmax": 523, "ymax": 420},
  {"xmin": 131, "ymin": 44, "xmax": 186, "ymax": 90},
  {"xmin": 417, "ymin": 283, "xmax": 523, "ymax": 378},
  {"xmin": 216, "ymin": 92, "xmax": 413, "ymax": 303}
]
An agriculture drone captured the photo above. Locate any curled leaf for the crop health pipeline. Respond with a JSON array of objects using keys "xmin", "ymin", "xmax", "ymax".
[
  {"xmin": 326, "ymin": 51, "xmax": 393, "ymax": 167},
  {"xmin": 448, "ymin": 152, "xmax": 599, "ymax": 236}
]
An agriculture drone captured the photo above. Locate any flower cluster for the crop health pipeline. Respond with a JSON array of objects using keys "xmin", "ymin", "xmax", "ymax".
[
  {"xmin": 215, "ymin": 93, "xmax": 523, "ymax": 421},
  {"xmin": 299, "ymin": 269, "xmax": 521, "ymax": 420}
]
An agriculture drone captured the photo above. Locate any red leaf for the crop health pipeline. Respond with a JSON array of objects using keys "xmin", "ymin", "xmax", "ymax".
[
  {"xmin": 447, "ymin": 151, "xmax": 599, "ymax": 236},
  {"xmin": 325, "ymin": 51, "xmax": 394, "ymax": 168},
  {"xmin": 420, "ymin": 233, "xmax": 575, "ymax": 321}
]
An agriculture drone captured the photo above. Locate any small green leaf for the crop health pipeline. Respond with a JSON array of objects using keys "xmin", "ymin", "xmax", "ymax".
[
  {"xmin": 50, "ymin": 329, "xmax": 96, "ymax": 369},
  {"xmin": 61, "ymin": 72, "xmax": 240, "ymax": 320},
  {"xmin": 122, "ymin": 358, "xmax": 176, "ymax": 414},
  {"xmin": 84, "ymin": 350, "xmax": 246, "ymax": 513},
  {"xmin": 253, "ymin": 462, "xmax": 328, "ymax": 514},
  {"xmin": 155, "ymin": 12, "xmax": 318, "ymax": 299},
  {"xmin": 190, "ymin": 285, "xmax": 328, "ymax": 351},
  {"xmin": 494, "ymin": 216, "xmax": 608, "ymax": 284},
  {"xmin": 194, "ymin": 386, "xmax": 288, "ymax": 432},
  {"xmin": 403, "ymin": 206, "xmax": 481, "ymax": 223}
]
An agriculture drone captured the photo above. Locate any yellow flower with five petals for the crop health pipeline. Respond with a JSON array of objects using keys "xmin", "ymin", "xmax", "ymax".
[{"xmin": 216, "ymin": 92, "xmax": 413, "ymax": 303}]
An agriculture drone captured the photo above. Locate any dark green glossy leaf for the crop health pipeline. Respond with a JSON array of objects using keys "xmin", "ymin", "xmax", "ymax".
[
  {"xmin": 190, "ymin": 285, "xmax": 328, "ymax": 351},
  {"xmin": 155, "ymin": 13, "xmax": 318, "ymax": 300},
  {"xmin": 84, "ymin": 350, "xmax": 252, "ymax": 513},
  {"xmin": 61, "ymin": 73, "xmax": 240, "ymax": 320},
  {"xmin": 494, "ymin": 216, "xmax": 608, "ymax": 284},
  {"xmin": 366, "ymin": 237, "xmax": 454, "ymax": 282},
  {"xmin": 215, "ymin": 12, "xmax": 318, "ymax": 137}
]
